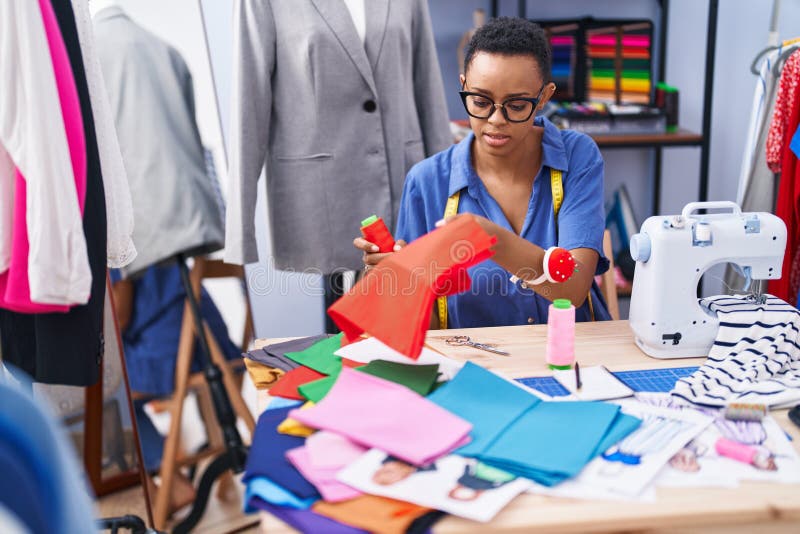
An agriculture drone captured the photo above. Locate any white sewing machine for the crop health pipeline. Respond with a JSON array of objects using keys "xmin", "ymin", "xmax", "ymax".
[{"xmin": 628, "ymin": 201, "xmax": 787, "ymax": 359}]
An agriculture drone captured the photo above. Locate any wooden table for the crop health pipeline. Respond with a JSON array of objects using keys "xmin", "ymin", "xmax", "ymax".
[{"xmin": 253, "ymin": 321, "xmax": 800, "ymax": 533}]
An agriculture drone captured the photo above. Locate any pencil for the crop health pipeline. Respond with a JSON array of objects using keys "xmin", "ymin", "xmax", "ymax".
[{"xmin": 575, "ymin": 361, "xmax": 582, "ymax": 390}]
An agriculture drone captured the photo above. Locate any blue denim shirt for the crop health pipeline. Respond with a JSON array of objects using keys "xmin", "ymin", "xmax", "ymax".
[{"xmin": 396, "ymin": 116, "xmax": 610, "ymax": 327}]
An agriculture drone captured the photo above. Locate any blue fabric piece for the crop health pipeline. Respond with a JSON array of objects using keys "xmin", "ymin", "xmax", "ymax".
[
  {"xmin": 790, "ymin": 123, "xmax": 800, "ymax": 159},
  {"xmin": 111, "ymin": 264, "xmax": 242, "ymax": 396},
  {"xmin": 480, "ymin": 401, "xmax": 625, "ymax": 485},
  {"xmin": 395, "ymin": 116, "xmax": 610, "ymax": 327},
  {"xmin": 243, "ymin": 406, "xmax": 319, "ymax": 499},
  {"xmin": 266, "ymin": 397, "xmax": 304, "ymax": 411},
  {"xmin": 428, "ymin": 362, "xmax": 539, "ymax": 456},
  {"xmin": 243, "ymin": 477, "xmax": 317, "ymax": 511},
  {"xmin": 0, "ymin": 373, "xmax": 96, "ymax": 533},
  {"xmin": 247, "ymin": 496, "xmax": 368, "ymax": 533}
]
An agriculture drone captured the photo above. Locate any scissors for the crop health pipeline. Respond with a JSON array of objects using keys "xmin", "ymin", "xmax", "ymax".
[{"xmin": 445, "ymin": 335, "xmax": 510, "ymax": 356}]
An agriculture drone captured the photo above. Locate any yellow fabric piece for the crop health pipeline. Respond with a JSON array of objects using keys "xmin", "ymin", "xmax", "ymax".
[
  {"xmin": 277, "ymin": 401, "xmax": 317, "ymax": 437},
  {"xmin": 243, "ymin": 357, "xmax": 285, "ymax": 389}
]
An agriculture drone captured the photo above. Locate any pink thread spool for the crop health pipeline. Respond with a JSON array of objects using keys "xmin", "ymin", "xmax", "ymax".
[
  {"xmin": 715, "ymin": 437, "xmax": 757, "ymax": 464},
  {"xmin": 546, "ymin": 298, "xmax": 575, "ymax": 370}
]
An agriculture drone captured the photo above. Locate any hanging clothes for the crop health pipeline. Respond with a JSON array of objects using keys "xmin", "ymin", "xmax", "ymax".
[
  {"xmin": 94, "ymin": 7, "xmax": 224, "ymax": 277},
  {"xmin": 767, "ymin": 50, "xmax": 800, "ymax": 303},
  {"xmin": 0, "ymin": 0, "xmax": 108, "ymax": 387},
  {"xmin": 726, "ymin": 45, "xmax": 799, "ymax": 293},
  {"xmin": 0, "ymin": 0, "xmax": 90, "ymax": 306},
  {"xmin": 70, "ymin": 0, "xmax": 137, "ymax": 269},
  {"xmin": 0, "ymin": 0, "xmax": 87, "ymax": 314},
  {"xmin": 225, "ymin": 0, "xmax": 452, "ymax": 272}
]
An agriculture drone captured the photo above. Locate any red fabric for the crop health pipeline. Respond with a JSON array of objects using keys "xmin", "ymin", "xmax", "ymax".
[
  {"xmin": 767, "ymin": 51, "xmax": 800, "ymax": 173},
  {"xmin": 328, "ymin": 217, "xmax": 496, "ymax": 359},
  {"xmin": 768, "ymin": 56, "xmax": 800, "ymax": 302},
  {"xmin": 269, "ymin": 366, "xmax": 327, "ymax": 401}
]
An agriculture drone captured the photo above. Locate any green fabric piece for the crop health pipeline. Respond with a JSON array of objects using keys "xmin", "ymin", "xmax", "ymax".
[
  {"xmin": 284, "ymin": 333, "xmax": 344, "ymax": 375},
  {"xmin": 298, "ymin": 360, "xmax": 440, "ymax": 403},
  {"xmin": 359, "ymin": 360, "xmax": 440, "ymax": 396},
  {"xmin": 297, "ymin": 371, "xmax": 342, "ymax": 402}
]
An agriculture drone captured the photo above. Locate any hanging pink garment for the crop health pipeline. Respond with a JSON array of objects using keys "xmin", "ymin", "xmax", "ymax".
[{"xmin": 0, "ymin": 0, "xmax": 87, "ymax": 313}]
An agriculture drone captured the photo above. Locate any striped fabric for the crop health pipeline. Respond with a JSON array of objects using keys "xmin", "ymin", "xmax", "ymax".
[{"xmin": 671, "ymin": 294, "xmax": 800, "ymax": 407}]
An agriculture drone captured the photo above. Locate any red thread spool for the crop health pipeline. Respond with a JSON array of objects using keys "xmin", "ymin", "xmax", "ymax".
[{"xmin": 360, "ymin": 215, "xmax": 396, "ymax": 253}]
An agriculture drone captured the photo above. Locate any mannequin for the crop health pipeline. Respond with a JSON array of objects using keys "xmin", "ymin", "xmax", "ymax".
[{"xmin": 226, "ymin": 0, "xmax": 452, "ymax": 274}]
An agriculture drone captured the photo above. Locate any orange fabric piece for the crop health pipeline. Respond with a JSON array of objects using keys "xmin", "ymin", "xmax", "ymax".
[
  {"xmin": 269, "ymin": 366, "xmax": 327, "ymax": 400},
  {"xmin": 312, "ymin": 495, "xmax": 431, "ymax": 534},
  {"xmin": 328, "ymin": 217, "xmax": 496, "ymax": 359}
]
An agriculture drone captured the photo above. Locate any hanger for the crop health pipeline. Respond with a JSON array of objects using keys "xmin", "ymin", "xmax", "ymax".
[{"xmin": 750, "ymin": 37, "xmax": 800, "ymax": 76}]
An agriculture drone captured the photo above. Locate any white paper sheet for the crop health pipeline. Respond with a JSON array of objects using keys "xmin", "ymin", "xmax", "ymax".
[
  {"xmin": 337, "ymin": 449, "xmax": 531, "ymax": 522},
  {"xmin": 553, "ymin": 365, "xmax": 635, "ymax": 401}
]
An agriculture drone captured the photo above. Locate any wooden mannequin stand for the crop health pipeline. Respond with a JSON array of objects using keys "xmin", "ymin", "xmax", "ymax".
[{"xmin": 150, "ymin": 254, "xmax": 253, "ymax": 533}]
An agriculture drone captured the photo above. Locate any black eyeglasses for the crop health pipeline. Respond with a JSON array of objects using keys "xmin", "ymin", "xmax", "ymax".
[{"xmin": 459, "ymin": 84, "xmax": 545, "ymax": 123}]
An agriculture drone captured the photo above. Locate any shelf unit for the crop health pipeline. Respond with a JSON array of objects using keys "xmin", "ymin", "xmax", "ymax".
[{"xmin": 490, "ymin": 0, "xmax": 719, "ymax": 215}]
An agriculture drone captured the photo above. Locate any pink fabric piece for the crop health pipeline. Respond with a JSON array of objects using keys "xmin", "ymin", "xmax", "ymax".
[
  {"xmin": 306, "ymin": 431, "xmax": 367, "ymax": 470},
  {"xmin": 288, "ymin": 368, "xmax": 472, "ymax": 467},
  {"xmin": 0, "ymin": 0, "xmax": 87, "ymax": 313},
  {"xmin": 286, "ymin": 446, "xmax": 363, "ymax": 503}
]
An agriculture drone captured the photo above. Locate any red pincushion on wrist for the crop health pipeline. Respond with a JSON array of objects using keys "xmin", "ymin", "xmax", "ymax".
[{"xmin": 546, "ymin": 247, "xmax": 577, "ymax": 283}]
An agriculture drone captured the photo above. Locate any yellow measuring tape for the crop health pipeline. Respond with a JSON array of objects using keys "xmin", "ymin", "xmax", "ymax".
[{"xmin": 436, "ymin": 191, "xmax": 461, "ymax": 329}]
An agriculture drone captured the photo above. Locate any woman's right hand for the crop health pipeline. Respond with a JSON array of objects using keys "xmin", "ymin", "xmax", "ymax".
[{"xmin": 353, "ymin": 237, "xmax": 407, "ymax": 270}]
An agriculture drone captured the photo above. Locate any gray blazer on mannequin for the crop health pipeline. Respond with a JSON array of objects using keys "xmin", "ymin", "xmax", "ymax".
[{"xmin": 226, "ymin": 0, "xmax": 451, "ymax": 272}]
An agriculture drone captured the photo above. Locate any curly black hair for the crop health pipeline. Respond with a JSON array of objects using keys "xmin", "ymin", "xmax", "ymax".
[{"xmin": 463, "ymin": 17, "xmax": 551, "ymax": 82}]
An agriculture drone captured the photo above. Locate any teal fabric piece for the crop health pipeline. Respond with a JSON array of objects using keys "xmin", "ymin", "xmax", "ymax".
[
  {"xmin": 244, "ymin": 477, "xmax": 317, "ymax": 512},
  {"xmin": 428, "ymin": 361, "xmax": 641, "ymax": 486},
  {"xmin": 591, "ymin": 411, "xmax": 642, "ymax": 458},
  {"xmin": 480, "ymin": 401, "xmax": 629, "ymax": 485},
  {"xmin": 428, "ymin": 361, "xmax": 539, "ymax": 456},
  {"xmin": 284, "ymin": 333, "xmax": 344, "ymax": 375}
]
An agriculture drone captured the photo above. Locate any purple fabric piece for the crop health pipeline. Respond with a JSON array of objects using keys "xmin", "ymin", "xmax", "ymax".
[{"xmin": 248, "ymin": 496, "xmax": 369, "ymax": 534}]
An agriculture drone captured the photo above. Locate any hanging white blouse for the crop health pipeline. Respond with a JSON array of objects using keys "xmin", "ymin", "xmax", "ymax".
[
  {"xmin": 71, "ymin": 0, "xmax": 137, "ymax": 268},
  {"xmin": 0, "ymin": 0, "xmax": 91, "ymax": 305}
]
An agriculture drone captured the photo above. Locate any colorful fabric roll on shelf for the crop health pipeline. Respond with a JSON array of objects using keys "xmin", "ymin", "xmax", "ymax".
[{"xmin": 586, "ymin": 29, "xmax": 652, "ymax": 104}]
